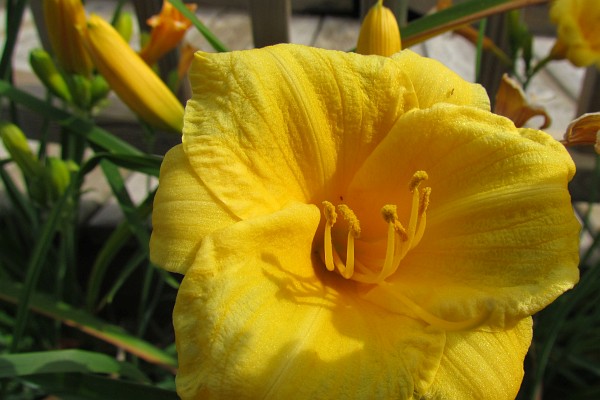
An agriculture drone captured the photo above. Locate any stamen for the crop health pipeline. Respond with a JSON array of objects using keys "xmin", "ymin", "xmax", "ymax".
[
  {"xmin": 382, "ymin": 284, "xmax": 493, "ymax": 332},
  {"xmin": 337, "ymin": 204, "xmax": 361, "ymax": 279},
  {"xmin": 412, "ymin": 187, "xmax": 431, "ymax": 249},
  {"xmin": 419, "ymin": 187, "xmax": 431, "ymax": 216},
  {"xmin": 322, "ymin": 201, "xmax": 337, "ymax": 272}
]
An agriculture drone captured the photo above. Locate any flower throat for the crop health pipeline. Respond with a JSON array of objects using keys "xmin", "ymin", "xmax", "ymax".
[
  {"xmin": 320, "ymin": 171, "xmax": 491, "ymax": 331},
  {"xmin": 321, "ymin": 170, "xmax": 430, "ymax": 284}
]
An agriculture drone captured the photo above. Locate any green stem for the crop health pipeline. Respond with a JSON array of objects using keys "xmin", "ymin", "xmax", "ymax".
[{"xmin": 523, "ymin": 54, "xmax": 553, "ymax": 90}]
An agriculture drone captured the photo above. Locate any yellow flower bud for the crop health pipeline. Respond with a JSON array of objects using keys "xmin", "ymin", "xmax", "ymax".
[
  {"xmin": 356, "ymin": 0, "xmax": 401, "ymax": 56},
  {"xmin": 80, "ymin": 14, "xmax": 185, "ymax": 133},
  {"xmin": 29, "ymin": 48, "xmax": 72, "ymax": 102},
  {"xmin": 43, "ymin": 0, "xmax": 94, "ymax": 76}
]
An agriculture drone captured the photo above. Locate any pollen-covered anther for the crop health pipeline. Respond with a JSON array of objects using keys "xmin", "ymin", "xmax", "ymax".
[
  {"xmin": 321, "ymin": 202, "xmax": 360, "ymax": 279},
  {"xmin": 409, "ymin": 170, "xmax": 428, "ymax": 192}
]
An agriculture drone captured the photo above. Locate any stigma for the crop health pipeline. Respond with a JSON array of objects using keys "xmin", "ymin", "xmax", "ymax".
[{"xmin": 320, "ymin": 170, "xmax": 430, "ymax": 284}]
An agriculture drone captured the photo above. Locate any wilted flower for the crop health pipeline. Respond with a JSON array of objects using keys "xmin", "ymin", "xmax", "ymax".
[
  {"xmin": 549, "ymin": 0, "xmax": 600, "ymax": 68},
  {"xmin": 151, "ymin": 45, "xmax": 579, "ymax": 399},
  {"xmin": 43, "ymin": 0, "xmax": 94, "ymax": 76},
  {"xmin": 494, "ymin": 74, "xmax": 551, "ymax": 129},
  {"xmin": 139, "ymin": 1, "xmax": 197, "ymax": 66},
  {"xmin": 561, "ymin": 112, "xmax": 600, "ymax": 153},
  {"xmin": 356, "ymin": 0, "xmax": 401, "ymax": 56},
  {"xmin": 80, "ymin": 14, "xmax": 184, "ymax": 133}
]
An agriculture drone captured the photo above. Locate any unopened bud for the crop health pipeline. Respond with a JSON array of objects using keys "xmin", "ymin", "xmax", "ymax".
[
  {"xmin": 357, "ymin": 0, "xmax": 401, "ymax": 57},
  {"xmin": 29, "ymin": 49, "xmax": 72, "ymax": 102},
  {"xmin": 0, "ymin": 122, "xmax": 41, "ymax": 179}
]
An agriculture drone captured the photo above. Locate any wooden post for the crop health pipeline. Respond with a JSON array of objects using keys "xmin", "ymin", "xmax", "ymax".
[
  {"xmin": 577, "ymin": 68, "xmax": 600, "ymax": 115},
  {"xmin": 478, "ymin": 13, "xmax": 511, "ymax": 108},
  {"xmin": 248, "ymin": 0, "xmax": 291, "ymax": 47}
]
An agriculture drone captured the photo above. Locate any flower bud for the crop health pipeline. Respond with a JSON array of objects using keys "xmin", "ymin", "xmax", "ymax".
[
  {"xmin": 0, "ymin": 122, "xmax": 41, "ymax": 179},
  {"xmin": 114, "ymin": 11, "xmax": 134, "ymax": 42},
  {"xmin": 68, "ymin": 74, "xmax": 93, "ymax": 109},
  {"xmin": 356, "ymin": 0, "xmax": 401, "ymax": 56},
  {"xmin": 43, "ymin": 0, "xmax": 94, "ymax": 76},
  {"xmin": 29, "ymin": 48, "xmax": 72, "ymax": 102},
  {"xmin": 45, "ymin": 157, "xmax": 77, "ymax": 201},
  {"xmin": 80, "ymin": 14, "xmax": 184, "ymax": 133},
  {"xmin": 90, "ymin": 74, "xmax": 111, "ymax": 107}
]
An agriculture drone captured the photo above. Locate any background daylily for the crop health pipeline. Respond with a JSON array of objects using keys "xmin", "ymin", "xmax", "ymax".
[
  {"xmin": 549, "ymin": 0, "xmax": 600, "ymax": 68},
  {"xmin": 150, "ymin": 44, "xmax": 580, "ymax": 399},
  {"xmin": 139, "ymin": 1, "xmax": 197, "ymax": 66}
]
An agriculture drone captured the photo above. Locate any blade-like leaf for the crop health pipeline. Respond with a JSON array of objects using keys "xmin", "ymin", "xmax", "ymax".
[
  {"xmin": 0, "ymin": 279, "xmax": 177, "ymax": 369},
  {"xmin": 168, "ymin": 0, "xmax": 229, "ymax": 52},
  {"xmin": 25, "ymin": 373, "xmax": 179, "ymax": 400},
  {"xmin": 0, "ymin": 80, "xmax": 142, "ymax": 156},
  {"xmin": 402, "ymin": 0, "xmax": 549, "ymax": 48},
  {"xmin": 0, "ymin": 349, "xmax": 148, "ymax": 382}
]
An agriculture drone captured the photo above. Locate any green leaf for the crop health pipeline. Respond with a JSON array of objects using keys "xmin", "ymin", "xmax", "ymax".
[
  {"xmin": 0, "ymin": 80, "xmax": 142, "ymax": 156},
  {"xmin": 402, "ymin": 0, "xmax": 548, "ymax": 48},
  {"xmin": 24, "ymin": 373, "xmax": 179, "ymax": 400},
  {"xmin": 0, "ymin": 349, "xmax": 148, "ymax": 382},
  {"xmin": 167, "ymin": 0, "xmax": 229, "ymax": 52},
  {"xmin": 0, "ymin": 279, "xmax": 177, "ymax": 368}
]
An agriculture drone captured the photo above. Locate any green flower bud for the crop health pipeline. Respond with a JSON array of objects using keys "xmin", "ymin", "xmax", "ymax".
[
  {"xmin": 68, "ymin": 74, "xmax": 93, "ymax": 109},
  {"xmin": 114, "ymin": 11, "xmax": 134, "ymax": 42},
  {"xmin": 45, "ymin": 157, "xmax": 77, "ymax": 201},
  {"xmin": 0, "ymin": 122, "xmax": 42, "ymax": 179},
  {"xmin": 29, "ymin": 48, "xmax": 73, "ymax": 102},
  {"xmin": 90, "ymin": 74, "xmax": 111, "ymax": 106}
]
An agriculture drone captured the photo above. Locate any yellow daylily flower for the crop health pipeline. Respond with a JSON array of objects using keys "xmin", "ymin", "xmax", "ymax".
[
  {"xmin": 549, "ymin": 0, "xmax": 600, "ymax": 68},
  {"xmin": 561, "ymin": 112, "xmax": 600, "ymax": 153},
  {"xmin": 150, "ymin": 44, "xmax": 580, "ymax": 399},
  {"xmin": 356, "ymin": 0, "xmax": 401, "ymax": 56},
  {"xmin": 139, "ymin": 1, "xmax": 197, "ymax": 66},
  {"xmin": 43, "ymin": 0, "xmax": 94, "ymax": 76},
  {"xmin": 80, "ymin": 14, "xmax": 184, "ymax": 133},
  {"xmin": 494, "ymin": 74, "xmax": 551, "ymax": 129}
]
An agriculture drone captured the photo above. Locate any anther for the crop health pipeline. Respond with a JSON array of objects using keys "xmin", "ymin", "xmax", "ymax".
[{"xmin": 409, "ymin": 170, "xmax": 428, "ymax": 192}]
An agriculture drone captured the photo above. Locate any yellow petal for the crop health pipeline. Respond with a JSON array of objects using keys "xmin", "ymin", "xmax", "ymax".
[
  {"xmin": 392, "ymin": 50, "xmax": 490, "ymax": 111},
  {"xmin": 183, "ymin": 44, "xmax": 419, "ymax": 220},
  {"xmin": 173, "ymin": 203, "xmax": 445, "ymax": 399},
  {"xmin": 150, "ymin": 145, "xmax": 239, "ymax": 274},
  {"xmin": 423, "ymin": 318, "xmax": 533, "ymax": 400},
  {"xmin": 348, "ymin": 104, "xmax": 579, "ymax": 329},
  {"xmin": 81, "ymin": 14, "xmax": 184, "ymax": 133}
]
